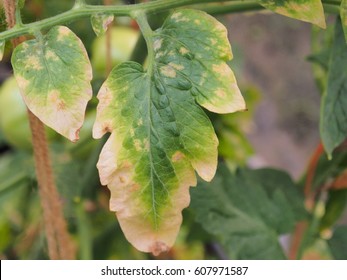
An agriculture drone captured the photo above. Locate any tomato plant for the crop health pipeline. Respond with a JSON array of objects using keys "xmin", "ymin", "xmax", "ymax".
[{"xmin": 0, "ymin": 0, "xmax": 347, "ymax": 260}]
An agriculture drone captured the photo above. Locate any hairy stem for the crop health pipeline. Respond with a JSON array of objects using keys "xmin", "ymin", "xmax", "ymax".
[{"xmin": 3, "ymin": 0, "xmax": 75, "ymax": 260}]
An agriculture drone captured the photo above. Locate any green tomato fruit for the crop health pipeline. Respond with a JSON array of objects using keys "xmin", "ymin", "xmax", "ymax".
[
  {"xmin": 0, "ymin": 76, "xmax": 57, "ymax": 150},
  {"xmin": 91, "ymin": 26, "xmax": 139, "ymax": 75}
]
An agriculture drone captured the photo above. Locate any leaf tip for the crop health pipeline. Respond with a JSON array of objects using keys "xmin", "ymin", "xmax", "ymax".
[{"xmin": 150, "ymin": 241, "xmax": 170, "ymax": 256}]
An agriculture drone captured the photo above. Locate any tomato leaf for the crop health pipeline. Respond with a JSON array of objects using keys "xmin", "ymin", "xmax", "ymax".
[
  {"xmin": 11, "ymin": 26, "xmax": 92, "ymax": 142},
  {"xmin": 341, "ymin": 0, "xmax": 347, "ymax": 43},
  {"xmin": 258, "ymin": 0, "xmax": 326, "ymax": 28},
  {"xmin": 91, "ymin": 13, "xmax": 114, "ymax": 37},
  {"xmin": 191, "ymin": 165, "xmax": 307, "ymax": 259},
  {"xmin": 93, "ymin": 9, "xmax": 245, "ymax": 255},
  {"xmin": 320, "ymin": 19, "xmax": 347, "ymax": 157}
]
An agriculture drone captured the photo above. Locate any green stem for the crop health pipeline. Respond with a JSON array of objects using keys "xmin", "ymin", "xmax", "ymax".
[
  {"xmin": 134, "ymin": 11, "xmax": 154, "ymax": 72},
  {"xmin": 0, "ymin": 0, "xmax": 231, "ymax": 41},
  {"xmin": 195, "ymin": 1, "xmax": 263, "ymax": 15},
  {"xmin": 76, "ymin": 201, "xmax": 93, "ymax": 260},
  {"xmin": 2, "ymin": 0, "xmax": 341, "ymax": 42},
  {"xmin": 323, "ymin": 4, "xmax": 341, "ymax": 14}
]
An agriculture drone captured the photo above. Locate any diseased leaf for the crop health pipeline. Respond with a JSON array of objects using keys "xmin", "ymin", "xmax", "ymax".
[
  {"xmin": 91, "ymin": 13, "xmax": 114, "ymax": 37},
  {"xmin": 93, "ymin": 9, "xmax": 245, "ymax": 255},
  {"xmin": 341, "ymin": 0, "xmax": 347, "ymax": 43},
  {"xmin": 259, "ymin": 0, "xmax": 326, "ymax": 28},
  {"xmin": 191, "ymin": 165, "xmax": 307, "ymax": 259},
  {"xmin": 11, "ymin": 26, "xmax": 92, "ymax": 141},
  {"xmin": 0, "ymin": 41, "xmax": 5, "ymax": 61},
  {"xmin": 320, "ymin": 19, "xmax": 347, "ymax": 157}
]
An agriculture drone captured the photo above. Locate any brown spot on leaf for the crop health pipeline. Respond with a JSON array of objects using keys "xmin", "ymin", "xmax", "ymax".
[
  {"xmin": 102, "ymin": 121, "xmax": 113, "ymax": 134},
  {"xmin": 48, "ymin": 90, "xmax": 66, "ymax": 110},
  {"xmin": 150, "ymin": 241, "xmax": 169, "ymax": 256},
  {"xmin": 172, "ymin": 151, "xmax": 185, "ymax": 162}
]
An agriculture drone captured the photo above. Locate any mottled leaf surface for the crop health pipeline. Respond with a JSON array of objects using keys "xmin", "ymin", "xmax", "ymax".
[
  {"xmin": 341, "ymin": 0, "xmax": 347, "ymax": 42},
  {"xmin": 91, "ymin": 13, "xmax": 114, "ymax": 37},
  {"xmin": 191, "ymin": 165, "xmax": 306, "ymax": 259},
  {"xmin": 259, "ymin": 0, "xmax": 326, "ymax": 28},
  {"xmin": 0, "ymin": 41, "xmax": 4, "ymax": 61},
  {"xmin": 320, "ymin": 19, "xmax": 347, "ymax": 157},
  {"xmin": 93, "ymin": 9, "xmax": 245, "ymax": 255},
  {"xmin": 11, "ymin": 26, "xmax": 92, "ymax": 141}
]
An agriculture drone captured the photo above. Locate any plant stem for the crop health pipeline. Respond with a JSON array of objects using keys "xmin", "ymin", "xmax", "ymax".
[
  {"xmin": 134, "ymin": 11, "xmax": 154, "ymax": 72},
  {"xmin": 195, "ymin": 1, "xmax": 263, "ymax": 15},
  {"xmin": 3, "ymin": 0, "xmax": 75, "ymax": 260},
  {"xmin": 0, "ymin": 0, "xmax": 227, "ymax": 41},
  {"xmin": 1, "ymin": 0, "xmax": 341, "ymax": 42}
]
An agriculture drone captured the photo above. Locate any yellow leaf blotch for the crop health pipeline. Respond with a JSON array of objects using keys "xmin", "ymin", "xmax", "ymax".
[
  {"xmin": 168, "ymin": 62, "xmax": 184, "ymax": 71},
  {"xmin": 172, "ymin": 151, "xmax": 185, "ymax": 162},
  {"xmin": 97, "ymin": 134, "xmax": 197, "ymax": 255},
  {"xmin": 160, "ymin": 65, "xmax": 176, "ymax": 78},
  {"xmin": 57, "ymin": 26, "xmax": 71, "ymax": 41},
  {"xmin": 179, "ymin": 47, "xmax": 189, "ymax": 55},
  {"xmin": 25, "ymin": 55, "xmax": 43, "ymax": 70},
  {"xmin": 212, "ymin": 63, "xmax": 230, "ymax": 77},
  {"xmin": 45, "ymin": 50, "xmax": 59, "ymax": 61},
  {"xmin": 48, "ymin": 90, "xmax": 65, "ymax": 111},
  {"xmin": 153, "ymin": 39, "xmax": 163, "ymax": 51},
  {"xmin": 93, "ymin": 85, "xmax": 114, "ymax": 138}
]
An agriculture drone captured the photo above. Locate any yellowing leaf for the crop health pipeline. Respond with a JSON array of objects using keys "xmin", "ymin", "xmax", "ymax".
[
  {"xmin": 259, "ymin": 0, "xmax": 326, "ymax": 28},
  {"xmin": 11, "ymin": 26, "xmax": 92, "ymax": 141},
  {"xmin": 91, "ymin": 13, "xmax": 114, "ymax": 37},
  {"xmin": 93, "ymin": 9, "xmax": 245, "ymax": 255}
]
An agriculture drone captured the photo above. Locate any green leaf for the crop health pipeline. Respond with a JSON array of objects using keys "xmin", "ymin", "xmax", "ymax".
[
  {"xmin": 327, "ymin": 225, "xmax": 347, "ymax": 259},
  {"xmin": 191, "ymin": 165, "xmax": 306, "ymax": 259},
  {"xmin": 11, "ymin": 26, "xmax": 93, "ymax": 142},
  {"xmin": 319, "ymin": 190, "xmax": 347, "ymax": 232},
  {"xmin": 341, "ymin": 0, "xmax": 347, "ymax": 43},
  {"xmin": 259, "ymin": 0, "xmax": 326, "ymax": 28},
  {"xmin": 320, "ymin": 19, "xmax": 347, "ymax": 157},
  {"xmin": 310, "ymin": 150, "xmax": 347, "ymax": 192},
  {"xmin": 91, "ymin": 13, "xmax": 114, "ymax": 37},
  {"xmin": 93, "ymin": 9, "xmax": 245, "ymax": 255},
  {"xmin": 0, "ymin": 41, "xmax": 5, "ymax": 61}
]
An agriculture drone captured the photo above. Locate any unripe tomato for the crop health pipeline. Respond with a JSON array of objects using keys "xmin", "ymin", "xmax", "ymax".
[
  {"xmin": 0, "ymin": 76, "xmax": 57, "ymax": 150},
  {"xmin": 91, "ymin": 26, "xmax": 139, "ymax": 75}
]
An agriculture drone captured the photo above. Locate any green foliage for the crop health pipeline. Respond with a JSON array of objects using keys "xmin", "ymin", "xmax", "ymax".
[
  {"xmin": 92, "ymin": 9, "xmax": 245, "ymax": 254},
  {"xmin": 341, "ymin": 0, "xmax": 347, "ymax": 42},
  {"xmin": 0, "ymin": 0, "xmax": 347, "ymax": 260},
  {"xmin": 320, "ymin": 18, "xmax": 347, "ymax": 157},
  {"xmin": 327, "ymin": 225, "xmax": 347, "ymax": 259},
  {"xmin": 258, "ymin": 0, "xmax": 326, "ymax": 28},
  {"xmin": 91, "ymin": 13, "xmax": 114, "ymax": 37},
  {"xmin": 11, "ymin": 26, "xmax": 93, "ymax": 142},
  {"xmin": 191, "ymin": 164, "xmax": 306, "ymax": 259}
]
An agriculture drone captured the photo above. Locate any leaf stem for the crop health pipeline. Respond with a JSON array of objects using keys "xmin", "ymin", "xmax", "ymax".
[
  {"xmin": 1, "ymin": 0, "xmax": 341, "ymax": 42},
  {"xmin": 133, "ymin": 11, "xmax": 154, "ymax": 72}
]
